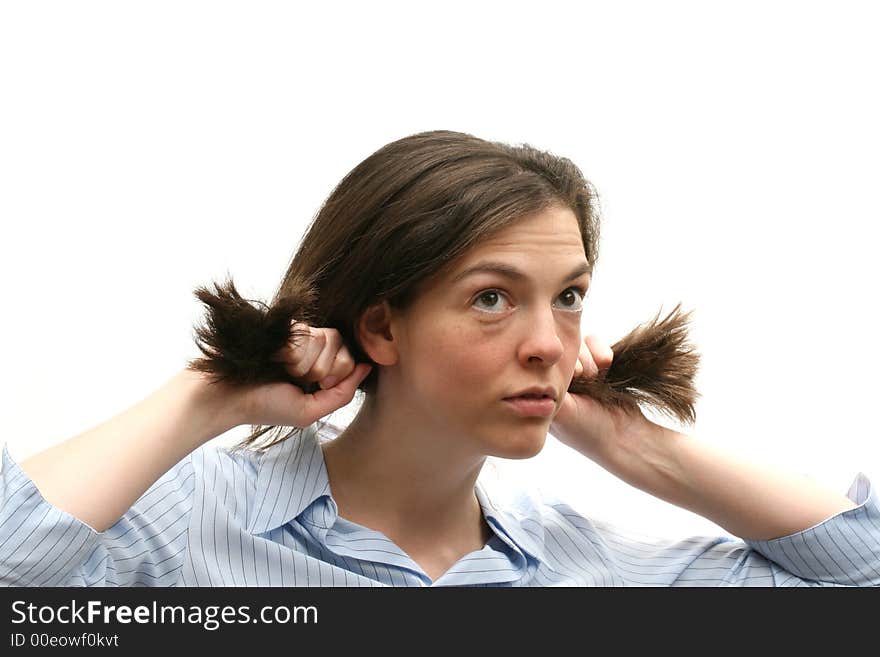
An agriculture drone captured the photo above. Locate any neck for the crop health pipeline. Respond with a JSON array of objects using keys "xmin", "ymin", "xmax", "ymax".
[{"xmin": 320, "ymin": 397, "xmax": 491, "ymax": 548}]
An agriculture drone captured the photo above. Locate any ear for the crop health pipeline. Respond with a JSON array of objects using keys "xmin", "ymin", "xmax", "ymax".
[{"xmin": 356, "ymin": 300, "xmax": 400, "ymax": 367}]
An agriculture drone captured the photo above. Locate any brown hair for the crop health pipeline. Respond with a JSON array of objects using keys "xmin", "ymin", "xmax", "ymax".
[{"xmin": 186, "ymin": 130, "xmax": 700, "ymax": 453}]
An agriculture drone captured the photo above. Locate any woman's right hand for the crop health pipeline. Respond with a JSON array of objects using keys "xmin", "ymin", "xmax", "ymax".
[{"xmin": 235, "ymin": 321, "xmax": 372, "ymax": 428}]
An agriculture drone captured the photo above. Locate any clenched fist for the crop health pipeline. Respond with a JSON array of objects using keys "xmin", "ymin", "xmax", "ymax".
[{"xmin": 237, "ymin": 321, "xmax": 372, "ymax": 428}]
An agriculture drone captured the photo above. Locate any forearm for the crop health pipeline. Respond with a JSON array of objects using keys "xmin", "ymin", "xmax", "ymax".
[
  {"xmin": 19, "ymin": 369, "xmax": 243, "ymax": 533},
  {"xmin": 598, "ymin": 424, "xmax": 857, "ymax": 540}
]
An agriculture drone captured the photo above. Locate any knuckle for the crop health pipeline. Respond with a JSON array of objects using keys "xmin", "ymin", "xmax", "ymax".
[
  {"xmin": 287, "ymin": 355, "xmax": 309, "ymax": 376},
  {"xmin": 310, "ymin": 365, "xmax": 331, "ymax": 381},
  {"xmin": 287, "ymin": 336, "xmax": 307, "ymax": 358},
  {"xmin": 290, "ymin": 322, "xmax": 312, "ymax": 343},
  {"xmin": 312, "ymin": 328, "xmax": 327, "ymax": 345},
  {"xmin": 336, "ymin": 350, "xmax": 355, "ymax": 370}
]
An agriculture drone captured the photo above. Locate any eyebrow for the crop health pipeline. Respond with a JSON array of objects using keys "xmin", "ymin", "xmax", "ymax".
[{"xmin": 451, "ymin": 260, "xmax": 592, "ymax": 286}]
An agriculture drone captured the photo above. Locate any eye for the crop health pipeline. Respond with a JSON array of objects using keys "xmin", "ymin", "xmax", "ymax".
[
  {"xmin": 472, "ymin": 287, "xmax": 588, "ymax": 314},
  {"xmin": 473, "ymin": 290, "xmax": 509, "ymax": 313},
  {"xmin": 557, "ymin": 286, "xmax": 588, "ymax": 310}
]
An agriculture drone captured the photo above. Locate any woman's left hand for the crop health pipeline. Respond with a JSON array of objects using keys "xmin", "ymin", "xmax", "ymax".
[{"xmin": 549, "ymin": 333, "xmax": 656, "ymax": 466}]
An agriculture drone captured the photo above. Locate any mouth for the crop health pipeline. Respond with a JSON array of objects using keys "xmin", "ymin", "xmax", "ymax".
[{"xmin": 502, "ymin": 395, "xmax": 557, "ymax": 417}]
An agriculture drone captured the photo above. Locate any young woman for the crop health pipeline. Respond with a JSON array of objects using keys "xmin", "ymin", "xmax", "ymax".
[{"xmin": 1, "ymin": 131, "xmax": 877, "ymax": 586}]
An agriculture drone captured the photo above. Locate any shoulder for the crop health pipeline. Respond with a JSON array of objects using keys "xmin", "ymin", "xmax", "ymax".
[
  {"xmin": 184, "ymin": 421, "xmax": 339, "ymax": 500},
  {"xmin": 495, "ymin": 480, "xmax": 712, "ymax": 553},
  {"xmin": 186, "ymin": 437, "xmax": 261, "ymax": 493}
]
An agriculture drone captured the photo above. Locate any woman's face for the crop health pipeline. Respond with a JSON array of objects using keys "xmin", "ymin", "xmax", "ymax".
[{"xmin": 388, "ymin": 204, "xmax": 591, "ymax": 460}]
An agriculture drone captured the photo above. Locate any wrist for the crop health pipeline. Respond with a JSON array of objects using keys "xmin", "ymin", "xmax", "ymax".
[
  {"xmin": 602, "ymin": 420, "xmax": 686, "ymax": 494},
  {"xmin": 171, "ymin": 369, "xmax": 245, "ymax": 439}
]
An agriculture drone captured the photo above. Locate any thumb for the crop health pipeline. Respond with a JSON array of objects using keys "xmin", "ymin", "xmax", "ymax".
[{"xmin": 300, "ymin": 363, "xmax": 372, "ymax": 422}]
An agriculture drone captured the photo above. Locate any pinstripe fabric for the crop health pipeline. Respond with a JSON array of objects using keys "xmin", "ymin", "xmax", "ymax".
[{"xmin": 1, "ymin": 422, "xmax": 878, "ymax": 587}]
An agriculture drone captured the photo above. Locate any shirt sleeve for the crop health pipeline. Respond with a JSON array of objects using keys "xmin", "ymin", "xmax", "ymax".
[
  {"xmin": 0, "ymin": 442, "xmax": 196, "ymax": 587},
  {"xmin": 737, "ymin": 472, "xmax": 879, "ymax": 586},
  {"xmin": 585, "ymin": 471, "xmax": 880, "ymax": 587}
]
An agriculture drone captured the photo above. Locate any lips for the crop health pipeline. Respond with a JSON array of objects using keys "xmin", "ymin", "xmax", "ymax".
[
  {"xmin": 505, "ymin": 385, "xmax": 557, "ymax": 400},
  {"xmin": 503, "ymin": 396, "xmax": 556, "ymax": 417}
]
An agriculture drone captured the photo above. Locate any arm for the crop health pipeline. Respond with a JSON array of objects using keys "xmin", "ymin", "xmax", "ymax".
[
  {"xmin": 561, "ymin": 473, "xmax": 876, "ymax": 587},
  {"xmin": 1, "ymin": 323, "xmax": 367, "ymax": 586},
  {"xmin": 16, "ymin": 369, "xmax": 242, "ymax": 533},
  {"xmin": 578, "ymin": 422, "xmax": 879, "ymax": 586},
  {"xmin": 0, "ymin": 369, "xmax": 243, "ymax": 586},
  {"xmin": 599, "ymin": 423, "xmax": 857, "ymax": 541},
  {"xmin": 553, "ymin": 334, "xmax": 878, "ymax": 585}
]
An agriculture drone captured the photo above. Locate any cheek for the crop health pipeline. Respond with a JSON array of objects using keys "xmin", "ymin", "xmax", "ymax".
[{"xmin": 413, "ymin": 323, "xmax": 509, "ymax": 394}]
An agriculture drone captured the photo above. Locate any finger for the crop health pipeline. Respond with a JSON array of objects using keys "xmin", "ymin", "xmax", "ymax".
[
  {"xmin": 301, "ymin": 363, "xmax": 372, "ymax": 422},
  {"xmin": 319, "ymin": 346, "xmax": 356, "ymax": 389},
  {"xmin": 282, "ymin": 322, "xmax": 326, "ymax": 378},
  {"xmin": 270, "ymin": 320, "xmax": 311, "ymax": 364},
  {"xmin": 584, "ymin": 333, "xmax": 614, "ymax": 370},
  {"xmin": 306, "ymin": 329, "xmax": 344, "ymax": 383},
  {"xmin": 578, "ymin": 337, "xmax": 600, "ymax": 379},
  {"xmin": 574, "ymin": 357, "xmax": 584, "ymax": 378}
]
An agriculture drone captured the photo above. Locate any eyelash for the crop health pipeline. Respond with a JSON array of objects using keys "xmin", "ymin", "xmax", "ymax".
[{"xmin": 471, "ymin": 286, "xmax": 588, "ymax": 314}]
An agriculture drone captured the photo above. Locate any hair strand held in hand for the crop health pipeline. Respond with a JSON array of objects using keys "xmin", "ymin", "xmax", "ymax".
[
  {"xmin": 186, "ymin": 274, "xmax": 321, "ymax": 390},
  {"xmin": 567, "ymin": 303, "xmax": 700, "ymax": 425}
]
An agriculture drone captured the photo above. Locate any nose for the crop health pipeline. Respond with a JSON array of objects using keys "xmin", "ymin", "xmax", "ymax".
[{"xmin": 517, "ymin": 308, "xmax": 565, "ymax": 368}]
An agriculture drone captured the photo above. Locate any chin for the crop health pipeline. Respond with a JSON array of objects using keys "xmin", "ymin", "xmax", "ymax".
[{"xmin": 491, "ymin": 425, "xmax": 548, "ymax": 460}]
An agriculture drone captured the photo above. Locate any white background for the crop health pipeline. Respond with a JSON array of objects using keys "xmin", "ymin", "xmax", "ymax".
[{"xmin": 1, "ymin": 1, "xmax": 877, "ymax": 540}]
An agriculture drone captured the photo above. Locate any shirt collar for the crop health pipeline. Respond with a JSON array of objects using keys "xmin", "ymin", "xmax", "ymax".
[
  {"xmin": 245, "ymin": 421, "xmax": 546, "ymax": 564},
  {"xmin": 475, "ymin": 480, "xmax": 546, "ymax": 563},
  {"xmin": 246, "ymin": 422, "xmax": 332, "ymax": 535}
]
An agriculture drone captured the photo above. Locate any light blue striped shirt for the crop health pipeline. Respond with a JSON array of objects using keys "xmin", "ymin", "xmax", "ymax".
[{"xmin": 1, "ymin": 422, "xmax": 878, "ymax": 587}]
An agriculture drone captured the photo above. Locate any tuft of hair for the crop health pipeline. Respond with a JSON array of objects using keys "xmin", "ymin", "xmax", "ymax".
[
  {"xmin": 185, "ymin": 273, "xmax": 321, "ymax": 390},
  {"xmin": 567, "ymin": 303, "xmax": 701, "ymax": 425}
]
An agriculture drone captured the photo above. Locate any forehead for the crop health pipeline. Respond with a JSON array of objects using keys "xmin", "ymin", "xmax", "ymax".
[{"xmin": 454, "ymin": 205, "xmax": 585, "ymax": 270}]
